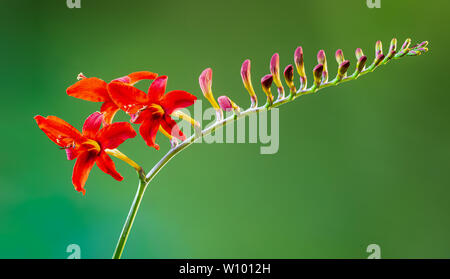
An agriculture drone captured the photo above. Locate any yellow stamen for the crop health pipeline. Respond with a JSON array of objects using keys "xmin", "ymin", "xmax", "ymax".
[
  {"xmin": 81, "ymin": 139, "xmax": 101, "ymax": 153},
  {"xmin": 149, "ymin": 104, "xmax": 165, "ymax": 117},
  {"xmin": 105, "ymin": 149, "xmax": 142, "ymax": 173},
  {"xmin": 158, "ymin": 126, "xmax": 173, "ymax": 140},
  {"xmin": 171, "ymin": 110, "xmax": 202, "ymax": 136}
]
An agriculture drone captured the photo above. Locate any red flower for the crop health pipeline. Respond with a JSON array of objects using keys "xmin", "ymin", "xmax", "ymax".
[
  {"xmin": 34, "ymin": 112, "xmax": 137, "ymax": 194},
  {"xmin": 107, "ymin": 76, "xmax": 197, "ymax": 150},
  {"xmin": 66, "ymin": 71, "xmax": 158, "ymax": 124}
]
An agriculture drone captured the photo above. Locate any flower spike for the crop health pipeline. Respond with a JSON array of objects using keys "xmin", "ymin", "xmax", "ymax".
[
  {"xmin": 261, "ymin": 74, "xmax": 274, "ymax": 106},
  {"xmin": 241, "ymin": 60, "xmax": 258, "ymax": 108},
  {"xmin": 199, "ymin": 68, "xmax": 222, "ymax": 121},
  {"xmin": 270, "ymin": 53, "xmax": 285, "ymax": 100},
  {"xmin": 294, "ymin": 46, "xmax": 307, "ymax": 90}
]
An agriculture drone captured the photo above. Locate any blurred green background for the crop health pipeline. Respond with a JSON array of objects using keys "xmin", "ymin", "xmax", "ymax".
[{"xmin": 0, "ymin": 0, "xmax": 449, "ymax": 259}]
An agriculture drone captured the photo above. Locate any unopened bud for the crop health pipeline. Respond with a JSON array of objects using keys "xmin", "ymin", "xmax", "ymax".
[
  {"xmin": 294, "ymin": 46, "xmax": 307, "ymax": 89},
  {"xmin": 199, "ymin": 68, "xmax": 222, "ymax": 119},
  {"xmin": 313, "ymin": 64, "xmax": 324, "ymax": 87},
  {"xmin": 402, "ymin": 38, "xmax": 412, "ymax": 50},
  {"xmin": 374, "ymin": 53, "xmax": 385, "ymax": 67},
  {"xmin": 416, "ymin": 41, "xmax": 429, "ymax": 48},
  {"xmin": 356, "ymin": 55, "xmax": 368, "ymax": 73},
  {"xmin": 283, "ymin": 64, "xmax": 296, "ymax": 93},
  {"xmin": 261, "ymin": 74, "xmax": 274, "ymax": 104},
  {"xmin": 385, "ymin": 38, "xmax": 398, "ymax": 61},
  {"xmin": 270, "ymin": 53, "xmax": 285, "ymax": 99},
  {"xmin": 218, "ymin": 96, "xmax": 240, "ymax": 113},
  {"xmin": 241, "ymin": 59, "xmax": 258, "ymax": 107},
  {"xmin": 337, "ymin": 60, "xmax": 350, "ymax": 80},
  {"xmin": 389, "ymin": 38, "xmax": 398, "ymax": 52},
  {"xmin": 355, "ymin": 48, "xmax": 364, "ymax": 60},
  {"xmin": 317, "ymin": 50, "xmax": 328, "ymax": 82},
  {"xmin": 375, "ymin": 40, "xmax": 383, "ymax": 56},
  {"xmin": 335, "ymin": 49, "xmax": 345, "ymax": 64}
]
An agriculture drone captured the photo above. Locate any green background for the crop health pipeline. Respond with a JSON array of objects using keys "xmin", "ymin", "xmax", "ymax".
[{"xmin": 1, "ymin": 0, "xmax": 449, "ymax": 259}]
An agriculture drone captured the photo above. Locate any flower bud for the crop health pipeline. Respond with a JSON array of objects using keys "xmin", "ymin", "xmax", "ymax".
[
  {"xmin": 241, "ymin": 59, "xmax": 258, "ymax": 107},
  {"xmin": 261, "ymin": 74, "xmax": 274, "ymax": 104},
  {"xmin": 355, "ymin": 48, "xmax": 364, "ymax": 60},
  {"xmin": 283, "ymin": 64, "xmax": 296, "ymax": 94},
  {"xmin": 375, "ymin": 40, "xmax": 383, "ymax": 56},
  {"xmin": 270, "ymin": 53, "xmax": 285, "ymax": 99},
  {"xmin": 384, "ymin": 38, "xmax": 398, "ymax": 61},
  {"xmin": 313, "ymin": 64, "xmax": 324, "ymax": 87},
  {"xmin": 389, "ymin": 38, "xmax": 398, "ymax": 52},
  {"xmin": 199, "ymin": 68, "xmax": 222, "ymax": 120},
  {"xmin": 294, "ymin": 46, "xmax": 307, "ymax": 90},
  {"xmin": 335, "ymin": 49, "xmax": 345, "ymax": 64},
  {"xmin": 317, "ymin": 50, "xmax": 328, "ymax": 82},
  {"xmin": 356, "ymin": 55, "xmax": 367, "ymax": 73},
  {"xmin": 402, "ymin": 38, "xmax": 412, "ymax": 50},
  {"xmin": 416, "ymin": 41, "xmax": 429, "ymax": 48},
  {"xmin": 374, "ymin": 53, "xmax": 385, "ymax": 67},
  {"xmin": 337, "ymin": 60, "xmax": 350, "ymax": 80},
  {"xmin": 218, "ymin": 96, "xmax": 240, "ymax": 113},
  {"xmin": 217, "ymin": 96, "xmax": 233, "ymax": 111}
]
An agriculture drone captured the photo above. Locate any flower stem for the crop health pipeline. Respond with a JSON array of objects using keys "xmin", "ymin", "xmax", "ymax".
[{"xmin": 112, "ymin": 177, "xmax": 147, "ymax": 259}]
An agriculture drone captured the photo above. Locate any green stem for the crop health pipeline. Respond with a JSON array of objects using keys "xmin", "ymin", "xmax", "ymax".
[{"xmin": 112, "ymin": 177, "xmax": 147, "ymax": 259}]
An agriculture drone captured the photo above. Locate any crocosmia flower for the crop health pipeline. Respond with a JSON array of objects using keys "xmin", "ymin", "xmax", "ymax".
[
  {"xmin": 107, "ymin": 76, "xmax": 197, "ymax": 150},
  {"xmin": 34, "ymin": 112, "xmax": 137, "ymax": 194},
  {"xmin": 66, "ymin": 71, "xmax": 158, "ymax": 124}
]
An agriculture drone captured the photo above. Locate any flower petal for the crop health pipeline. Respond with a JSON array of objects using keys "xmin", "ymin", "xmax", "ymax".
[
  {"xmin": 96, "ymin": 122, "xmax": 137, "ymax": 149},
  {"xmin": 72, "ymin": 151, "xmax": 97, "ymax": 195},
  {"xmin": 100, "ymin": 101, "xmax": 120, "ymax": 125},
  {"xmin": 148, "ymin": 76, "xmax": 167, "ymax": 102},
  {"xmin": 112, "ymin": 71, "xmax": 158, "ymax": 85},
  {"xmin": 66, "ymin": 77, "xmax": 110, "ymax": 102},
  {"xmin": 95, "ymin": 151, "xmax": 123, "ymax": 181},
  {"xmin": 82, "ymin": 112, "xmax": 104, "ymax": 138},
  {"xmin": 139, "ymin": 118, "xmax": 161, "ymax": 150},
  {"xmin": 161, "ymin": 90, "xmax": 197, "ymax": 115},
  {"xmin": 66, "ymin": 147, "xmax": 79, "ymax": 160},
  {"xmin": 34, "ymin": 115, "xmax": 82, "ymax": 147},
  {"xmin": 161, "ymin": 115, "xmax": 185, "ymax": 141},
  {"xmin": 107, "ymin": 82, "xmax": 149, "ymax": 114},
  {"xmin": 127, "ymin": 71, "xmax": 158, "ymax": 85}
]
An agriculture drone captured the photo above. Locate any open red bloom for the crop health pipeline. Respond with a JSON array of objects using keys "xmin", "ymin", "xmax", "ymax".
[
  {"xmin": 66, "ymin": 71, "xmax": 158, "ymax": 124},
  {"xmin": 107, "ymin": 76, "xmax": 197, "ymax": 149},
  {"xmin": 34, "ymin": 112, "xmax": 137, "ymax": 194}
]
